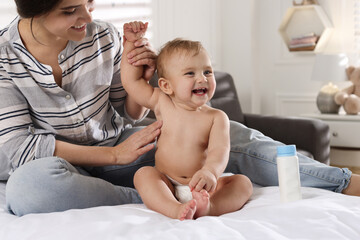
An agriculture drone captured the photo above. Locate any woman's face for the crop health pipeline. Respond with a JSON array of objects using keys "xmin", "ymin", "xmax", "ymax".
[{"xmin": 34, "ymin": 0, "xmax": 94, "ymax": 42}]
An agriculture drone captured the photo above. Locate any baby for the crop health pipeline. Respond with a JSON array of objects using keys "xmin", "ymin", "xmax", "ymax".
[{"xmin": 121, "ymin": 21, "xmax": 253, "ymax": 220}]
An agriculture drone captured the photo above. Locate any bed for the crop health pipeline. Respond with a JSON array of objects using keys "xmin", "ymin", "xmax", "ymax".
[
  {"xmin": 1, "ymin": 181, "xmax": 360, "ymax": 240},
  {"xmin": 2, "ymin": 71, "xmax": 359, "ymax": 239}
]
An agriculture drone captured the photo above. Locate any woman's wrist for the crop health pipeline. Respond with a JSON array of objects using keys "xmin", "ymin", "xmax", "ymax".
[{"xmin": 54, "ymin": 140, "xmax": 117, "ymax": 166}]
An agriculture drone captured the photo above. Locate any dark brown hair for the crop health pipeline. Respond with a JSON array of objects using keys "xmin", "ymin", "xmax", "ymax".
[
  {"xmin": 14, "ymin": 0, "xmax": 62, "ymax": 44},
  {"xmin": 15, "ymin": 0, "xmax": 61, "ymax": 18}
]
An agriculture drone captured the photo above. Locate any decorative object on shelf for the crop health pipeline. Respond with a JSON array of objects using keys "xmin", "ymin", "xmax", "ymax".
[
  {"xmin": 316, "ymin": 83, "xmax": 340, "ymax": 114},
  {"xmin": 311, "ymin": 53, "xmax": 348, "ymax": 114},
  {"xmin": 278, "ymin": 2, "xmax": 333, "ymax": 52},
  {"xmin": 334, "ymin": 66, "xmax": 360, "ymax": 115}
]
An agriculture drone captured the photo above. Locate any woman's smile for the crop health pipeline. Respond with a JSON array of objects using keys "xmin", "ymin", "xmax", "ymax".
[{"xmin": 71, "ymin": 23, "xmax": 87, "ymax": 32}]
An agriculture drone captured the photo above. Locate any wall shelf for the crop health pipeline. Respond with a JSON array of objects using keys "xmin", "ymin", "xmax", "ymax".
[{"xmin": 278, "ymin": 5, "xmax": 333, "ymax": 52}]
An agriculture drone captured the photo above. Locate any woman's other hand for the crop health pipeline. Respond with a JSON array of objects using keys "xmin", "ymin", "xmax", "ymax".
[
  {"xmin": 112, "ymin": 120, "xmax": 162, "ymax": 165},
  {"xmin": 127, "ymin": 37, "xmax": 157, "ymax": 81}
]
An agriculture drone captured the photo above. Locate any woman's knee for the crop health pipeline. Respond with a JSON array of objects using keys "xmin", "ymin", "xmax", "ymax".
[{"xmin": 6, "ymin": 157, "xmax": 71, "ymax": 216}]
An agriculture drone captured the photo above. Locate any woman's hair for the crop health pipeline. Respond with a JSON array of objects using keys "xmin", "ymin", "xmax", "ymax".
[
  {"xmin": 15, "ymin": 0, "xmax": 62, "ymax": 45},
  {"xmin": 157, "ymin": 38, "xmax": 204, "ymax": 78},
  {"xmin": 15, "ymin": 0, "xmax": 61, "ymax": 18}
]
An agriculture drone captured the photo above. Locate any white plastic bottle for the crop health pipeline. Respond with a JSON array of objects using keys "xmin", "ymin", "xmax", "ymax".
[{"xmin": 276, "ymin": 145, "xmax": 302, "ymax": 203}]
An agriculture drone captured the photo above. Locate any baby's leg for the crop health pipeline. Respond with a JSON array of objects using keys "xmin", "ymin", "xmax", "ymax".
[
  {"xmin": 134, "ymin": 166, "xmax": 196, "ymax": 220},
  {"xmin": 207, "ymin": 174, "xmax": 253, "ymax": 216}
]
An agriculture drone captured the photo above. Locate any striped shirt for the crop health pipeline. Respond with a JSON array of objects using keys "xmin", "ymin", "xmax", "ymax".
[{"xmin": 0, "ymin": 17, "xmax": 141, "ymax": 180}]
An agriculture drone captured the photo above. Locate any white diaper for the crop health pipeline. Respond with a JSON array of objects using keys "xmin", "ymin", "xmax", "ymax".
[
  {"xmin": 167, "ymin": 173, "xmax": 233, "ymax": 203},
  {"xmin": 167, "ymin": 176, "xmax": 192, "ymax": 203}
]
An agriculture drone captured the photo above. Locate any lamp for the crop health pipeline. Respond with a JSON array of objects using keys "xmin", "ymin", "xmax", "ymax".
[{"xmin": 311, "ymin": 53, "xmax": 348, "ymax": 114}]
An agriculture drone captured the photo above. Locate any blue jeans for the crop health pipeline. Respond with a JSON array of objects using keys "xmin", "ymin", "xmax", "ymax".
[
  {"xmin": 6, "ymin": 121, "xmax": 351, "ymax": 216},
  {"xmin": 225, "ymin": 121, "xmax": 351, "ymax": 192}
]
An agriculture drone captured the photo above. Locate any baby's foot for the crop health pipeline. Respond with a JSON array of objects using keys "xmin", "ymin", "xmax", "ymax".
[
  {"xmin": 193, "ymin": 189, "xmax": 210, "ymax": 218},
  {"xmin": 178, "ymin": 199, "xmax": 197, "ymax": 221}
]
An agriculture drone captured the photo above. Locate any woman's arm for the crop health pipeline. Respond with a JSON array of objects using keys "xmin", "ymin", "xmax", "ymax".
[
  {"xmin": 0, "ymin": 75, "xmax": 161, "ymax": 174},
  {"xmin": 54, "ymin": 120, "xmax": 162, "ymax": 166},
  {"xmin": 0, "ymin": 72, "xmax": 55, "ymax": 180},
  {"xmin": 127, "ymin": 37, "xmax": 157, "ymax": 82}
]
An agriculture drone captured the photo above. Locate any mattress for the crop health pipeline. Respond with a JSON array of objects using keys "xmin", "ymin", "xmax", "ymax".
[{"xmin": 0, "ymin": 181, "xmax": 359, "ymax": 240}]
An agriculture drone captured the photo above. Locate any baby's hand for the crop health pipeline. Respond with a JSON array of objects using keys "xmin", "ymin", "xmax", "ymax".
[
  {"xmin": 123, "ymin": 21, "xmax": 148, "ymax": 43},
  {"xmin": 189, "ymin": 169, "xmax": 217, "ymax": 193}
]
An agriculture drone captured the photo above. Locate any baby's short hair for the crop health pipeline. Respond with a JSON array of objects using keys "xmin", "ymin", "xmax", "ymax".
[{"xmin": 157, "ymin": 38, "xmax": 204, "ymax": 78}]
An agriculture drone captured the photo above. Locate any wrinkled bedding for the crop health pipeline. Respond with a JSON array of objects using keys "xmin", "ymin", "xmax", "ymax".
[{"xmin": 0, "ymin": 181, "xmax": 359, "ymax": 240}]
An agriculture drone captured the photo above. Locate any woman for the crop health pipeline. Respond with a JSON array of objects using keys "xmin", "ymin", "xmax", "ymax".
[
  {"xmin": 2, "ymin": 0, "xmax": 360, "ymax": 216},
  {"xmin": 1, "ymin": 0, "xmax": 161, "ymax": 216}
]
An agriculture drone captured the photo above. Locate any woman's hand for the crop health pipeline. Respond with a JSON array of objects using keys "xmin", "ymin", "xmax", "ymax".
[
  {"xmin": 127, "ymin": 38, "xmax": 157, "ymax": 81},
  {"xmin": 112, "ymin": 121, "xmax": 162, "ymax": 165}
]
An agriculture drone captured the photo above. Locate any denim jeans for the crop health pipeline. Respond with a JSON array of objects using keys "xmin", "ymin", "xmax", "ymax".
[
  {"xmin": 225, "ymin": 121, "xmax": 351, "ymax": 192},
  {"xmin": 6, "ymin": 121, "xmax": 351, "ymax": 216}
]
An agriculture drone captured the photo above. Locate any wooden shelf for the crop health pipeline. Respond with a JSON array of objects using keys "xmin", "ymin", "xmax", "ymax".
[{"xmin": 278, "ymin": 5, "xmax": 333, "ymax": 52}]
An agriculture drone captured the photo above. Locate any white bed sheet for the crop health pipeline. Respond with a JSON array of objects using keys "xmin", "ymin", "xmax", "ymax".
[{"xmin": 0, "ymin": 181, "xmax": 359, "ymax": 240}]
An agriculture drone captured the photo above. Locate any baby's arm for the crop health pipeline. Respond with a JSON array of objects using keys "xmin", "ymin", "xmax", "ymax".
[
  {"xmin": 121, "ymin": 22, "xmax": 159, "ymax": 111},
  {"xmin": 189, "ymin": 110, "xmax": 230, "ymax": 192}
]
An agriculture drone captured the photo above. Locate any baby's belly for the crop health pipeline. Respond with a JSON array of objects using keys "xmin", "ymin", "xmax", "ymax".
[{"xmin": 155, "ymin": 141, "xmax": 206, "ymax": 185}]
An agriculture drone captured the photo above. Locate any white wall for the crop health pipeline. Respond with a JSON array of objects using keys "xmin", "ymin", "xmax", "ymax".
[
  {"xmin": 220, "ymin": 0, "xmax": 258, "ymax": 113},
  {"xmin": 256, "ymin": 0, "xmax": 318, "ymax": 116},
  {"xmin": 152, "ymin": 0, "xmax": 221, "ymax": 68},
  {"xmin": 152, "ymin": 0, "xmax": 353, "ymax": 116},
  {"xmin": 255, "ymin": 0, "xmax": 353, "ymax": 116},
  {"xmin": 2, "ymin": 0, "xmax": 255, "ymax": 112},
  {"xmin": 152, "ymin": 0, "xmax": 256, "ymax": 113},
  {"xmin": 0, "ymin": 0, "xmax": 17, "ymax": 28}
]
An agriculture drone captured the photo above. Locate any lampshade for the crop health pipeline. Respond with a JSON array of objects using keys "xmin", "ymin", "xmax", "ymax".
[{"xmin": 311, "ymin": 53, "xmax": 348, "ymax": 82}]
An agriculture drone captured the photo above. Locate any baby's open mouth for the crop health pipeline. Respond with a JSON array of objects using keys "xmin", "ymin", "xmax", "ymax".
[{"xmin": 192, "ymin": 88, "xmax": 208, "ymax": 95}]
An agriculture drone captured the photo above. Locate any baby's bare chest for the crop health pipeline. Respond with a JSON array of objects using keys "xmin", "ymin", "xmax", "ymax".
[
  {"xmin": 155, "ymin": 97, "xmax": 216, "ymax": 148},
  {"xmin": 161, "ymin": 108, "xmax": 212, "ymax": 138}
]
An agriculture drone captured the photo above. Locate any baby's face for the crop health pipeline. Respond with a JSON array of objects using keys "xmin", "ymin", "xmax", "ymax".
[{"xmin": 165, "ymin": 49, "xmax": 216, "ymax": 110}]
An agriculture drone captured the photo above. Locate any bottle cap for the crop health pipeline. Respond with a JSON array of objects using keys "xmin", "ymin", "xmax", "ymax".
[{"xmin": 277, "ymin": 145, "xmax": 296, "ymax": 157}]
